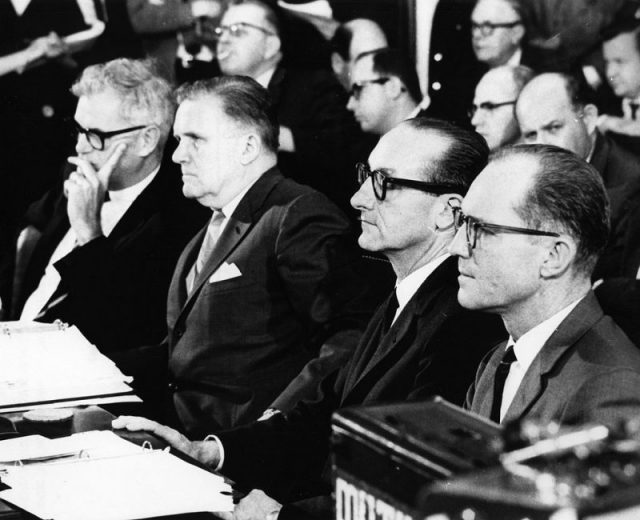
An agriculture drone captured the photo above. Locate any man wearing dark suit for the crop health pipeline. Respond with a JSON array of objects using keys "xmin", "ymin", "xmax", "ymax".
[
  {"xmin": 114, "ymin": 118, "xmax": 506, "ymax": 519},
  {"xmin": 516, "ymin": 72, "xmax": 640, "ymax": 281},
  {"xmin": 8, "ymin": 58, "xmax": 208, "ymax": 354},
  {"xmin": 449, "ymin": 144, "xmax": 640, "ymax": 427},
  {"xmin": 148, "ymin": 75, "xmax": 368, "ymax": 437}
]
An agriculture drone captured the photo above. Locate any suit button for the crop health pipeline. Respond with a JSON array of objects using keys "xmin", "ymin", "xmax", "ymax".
[
  {"xmin": 168, "ymin": 382, "xmax": 179, "ymax": 392},
  {"xmin": 434, "ymin": 53, "xmax": 443, "ymax": 62},
  {"xmin": 432, "ymin": 81, "xmax": 442, "ymax": 91},
  {"xmin": 175, "ymin": 327, "xmax": 185, "ymax": 339}
]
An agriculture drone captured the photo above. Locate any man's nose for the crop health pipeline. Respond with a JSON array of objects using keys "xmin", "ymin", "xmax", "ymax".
[
  {"xmin": 75, "ymin": 132, "xmax": 93, "ymax": 155},
  {"xmin": 448, "ymin": 225, "xmax": 471, "ymax": 258},
  {"xmin": 350, "ymin": 178, "xmax": 375, "ymax": 211},
  {"xmin": 172, "ymin": 141, "xmax": 186, "ymax": 163}
]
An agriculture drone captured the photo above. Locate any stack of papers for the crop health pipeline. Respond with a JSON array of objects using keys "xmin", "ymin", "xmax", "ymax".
[
  {"xmin": 0, "ymin": 431, "xmax": 234, "ymax": 519},
  {"xmin": 0, "ymin": 323, "xmax": 139, "ymax": 412}
]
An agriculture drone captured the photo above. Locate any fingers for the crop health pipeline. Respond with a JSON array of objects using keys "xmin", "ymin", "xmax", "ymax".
[
  {"xmin": 112, "ymin": 415, "xmax": 188, "ymax": 448},
  {"xmin": 98, "ymin": 143, "xmax": 127, "ymax": 187}
]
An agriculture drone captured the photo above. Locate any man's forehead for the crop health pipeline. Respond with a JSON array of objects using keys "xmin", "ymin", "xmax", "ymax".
[
  {"xmin": 464, "ymin": 155, "xmax": 535, "ymax": 214},
  {"xmin": 472, "ymin": 0, "xmax": 517, "ymax": 21},
  {"xmin": 475, "ymin": 72, "xmax": 516, "ymax": 100},
  {"xmin": 223, "ymin": 3, "xmax": 269, "ymax": 26},
  {"xmin": 517, "ymin": 81, "xmax": 572, "ymax": 122},
  {"xmin": 351, "ymin": 55, "xmax": 375, "ymax": 80},
  {"xmin": 369, "ymin": 126, "xmax": 448, "ymax": 173},
  {"xmin": 606, "ymin": 31, "xmax": 640, "ymax": 59}
]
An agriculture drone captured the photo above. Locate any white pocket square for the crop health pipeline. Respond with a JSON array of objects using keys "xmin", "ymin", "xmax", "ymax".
[{"xmin": 209, "ymin": 262, "xmax": 242, "ymax": 283}]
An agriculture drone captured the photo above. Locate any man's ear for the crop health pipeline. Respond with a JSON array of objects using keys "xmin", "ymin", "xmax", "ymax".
[
  {"xmin": 239, "ymin": 133, "xmax": 261, "ymax": 165},
  {"xmin": 582, "ymin": 103, "xmax": 599, "ymax": 135},
  {"xmin": 385, "ymin": 76, "xmax": 406, "ymax": 99},
  {"xmin": 263, "ymin": 34, "xmax": 282, "ymax": 61},
  {"xmin": 511, "ymin": 24, "xmax": 525, "ymax": 45},
  {"xmin": 137, "ymin": 125, "xmax": 161, "ymax": 158},
  {"xmin": 540, "ymin": 235, "xmax": 576, "ymax": 279},
  {"xmin": 434, "ymin": 194, "xmax": 462, "ymax": 232},
  {"xmin": 331, "ymin": 52, "xmax": 346, "ymax": 77}
]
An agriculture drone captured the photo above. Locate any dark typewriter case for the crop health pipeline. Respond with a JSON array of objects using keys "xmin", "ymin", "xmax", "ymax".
[{"xmin": 330, "ymin": 396, "xmax": 502, "ymax": 520}]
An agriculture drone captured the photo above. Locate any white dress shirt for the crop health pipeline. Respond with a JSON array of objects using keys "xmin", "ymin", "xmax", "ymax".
[
  {"xmin": 499, "ymin": 296, "xmax": 584, "ymax": 422},
  {"xmin": 20, "ymin": 169, "xmax": 158, "ymax": 321},
  {"xmin": 623, "ymin": 96, "xmax": 640, "ymax": 120}
]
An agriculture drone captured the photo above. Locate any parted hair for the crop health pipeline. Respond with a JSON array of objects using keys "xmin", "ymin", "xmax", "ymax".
[
  {"xmin": 175, "ymin": 75, "xmax": 280, "ymax": 153},
  {"xmin": 492, "ymin": 143, "xmax": 610, "ymax": 275},
  {"xmin": 404, "ymin": 117, "xmax": 489, "ymax": 195},
  {"xmin": 71, "ymin": 58, "xmax": 175, "ymax": 145}
]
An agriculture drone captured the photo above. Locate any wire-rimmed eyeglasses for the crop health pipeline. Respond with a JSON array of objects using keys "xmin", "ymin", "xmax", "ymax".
[
  {"xmin": 356, "ymin": 163, "xmax": 462, "ymax": 202},
  {"xmin": 214, "ymin": 22, "xmax": 275, "ymax": 39},
  {"xmin": 450, "ymin": 205, "xmax": 560, "ymax": 250},
  {"xmin": 471, "ymin": 20, "xmax": 522, "ymax": 37},
  {"xmin": 73, "ymin": 120, "xmax": 147, "ymax": 151}
]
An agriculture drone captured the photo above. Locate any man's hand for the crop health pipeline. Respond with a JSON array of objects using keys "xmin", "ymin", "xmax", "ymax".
[
  {"xmin": 597, "ymin": 114, "xmax": 640, "ymax": 137},
  {"xmin": 29, "ymin": 32, "xmax": 69, "ymax": 60},
  {"xmin": 64, "ymin": 143, "xmax": 126, "ymax": 244},
  {"xmin": 229, "ymin": 489, "xmax": 282, "ymax": 520},
  {"xmin": 112, "ymin": 415, "xmax": 221, "ymax": 467}
]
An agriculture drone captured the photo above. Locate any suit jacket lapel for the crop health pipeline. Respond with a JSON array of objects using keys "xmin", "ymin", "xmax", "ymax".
[
  {"xmin": 341, "ymin": 257, "xmax": 457, "ymax": 401},
  {"xmin": 502, "ymin": 292, "xmax": 603, "ymax": 423},
  {"xmin": 175, "ymin": 168, "xmax": 282, "ymax": 321}
]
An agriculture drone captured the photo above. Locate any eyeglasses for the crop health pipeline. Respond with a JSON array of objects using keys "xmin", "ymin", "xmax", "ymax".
[
  {"xmin": 349, "ymin": 77, "xmax": 390, "ymax": 100},
  {"xmin": 468, "ymin": 100, "xmax": 516, "ymax": 118},
  {"xmin": 451, "ymin": 206, "xmax": 559, "ymax": 250},
  {"xmin": 356, "ymin": 162, "xmax": 462, "ymax": 202},
  {"xmin": 73, "ymin": 120, "xmax": 147, "ymax": 151},
  {"xmin": 471, "ymin": 20, "xmax": 522, "ymax": 37},
  {"xmin": 214, "ymin": 22, "xmax": 275, "ymax": 39}
]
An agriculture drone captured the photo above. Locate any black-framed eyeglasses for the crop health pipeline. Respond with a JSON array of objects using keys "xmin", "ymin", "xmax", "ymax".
[
  {"xmin": 356, "ymin": 162, "xmax": 462, "ymax": 202},
  {"xmin": 214, "ymin": 22, "xmax": 275, "ymax": 38},
  {"xmin": 471, "ymin": 20, "xmax": 522, "ymax": 37},
  {"xmin": 349, "ymin": 77, "xmax": 390, "ymax": 100},
  {"xmin": 451, "ymin": 205, "xmax": 560, "ymax": 250},
  {"xmin": 73, "ymin": 120, "xmax": 147, "ymax": 151},
  {"xmin": 468, "ymin": 100, "xmax": 516, "ymax": 118}
]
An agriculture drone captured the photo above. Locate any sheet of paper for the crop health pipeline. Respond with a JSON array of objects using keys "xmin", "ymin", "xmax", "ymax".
[
  {"xmin": 0, "ymin": 324, "xmax": 136, "ymax": 411},
  {"xmin": 0, "ymin": 449, "xmax": 234, "ymax": 519},
  {"xmin": 0, "ymin": 431, "xmax": 141, "ymax": 464}
]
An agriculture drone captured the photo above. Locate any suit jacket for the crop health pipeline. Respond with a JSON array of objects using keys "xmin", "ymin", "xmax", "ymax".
[
  {"xmin": 216, "ymin": 257, "xmax": 506, "ymax": 505},
  {"xmin": 11, "ymin": 159, "xmax": 209, "ymax": 353},
  {"xmin": 165, "ymin": 168, "xmax": 369, "ymax": 437},
  {"xmin": 268, "ymin": 66, "xmax": 357, "ymax": 211},
  {"xmin": 591, "ymin": 131, "xmax": 640, "ymax": 280},
  {"xmin": 467, "ymin": 292, "xmax": 640, "ymax": 427}
]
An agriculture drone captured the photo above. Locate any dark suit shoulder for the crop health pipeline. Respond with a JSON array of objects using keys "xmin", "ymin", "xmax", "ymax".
[{"xmin": 573, "ymin": 314, "xmax": 640, "ymax": 369}]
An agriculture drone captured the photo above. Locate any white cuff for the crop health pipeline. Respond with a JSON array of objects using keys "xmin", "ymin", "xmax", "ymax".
[{"xmin": 203, "ymin": 434, "xmax": 225, "ymax": 471}]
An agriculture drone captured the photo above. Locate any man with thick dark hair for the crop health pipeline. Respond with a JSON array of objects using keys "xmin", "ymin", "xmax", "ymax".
[
  {"xmin": 125, "ymin": 74, "xmax": 369, "ymax": 437},
  {"xmin": 450, "ymin": 144, "xmax": 640, "ymax": 427},
  {"xmin": 114, "ymin": 117, "xmax": 506, "ymax": 519},
  {"xmin": 347, "ymin": 48, "xmax": 424, "ymax": 137}
]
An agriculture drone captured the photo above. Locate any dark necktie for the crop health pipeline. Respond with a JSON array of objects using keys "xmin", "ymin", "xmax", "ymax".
[
  {"xmin": 382, "ymin": 290, "xmax": 399, "ymax": 333},
  {"xmin": 630, "ymin": 102, "xmax": 639, "ymax": 121},
  {"xmin": 490, "ymin": 346, "xmax": 516, "ymax": 423}
]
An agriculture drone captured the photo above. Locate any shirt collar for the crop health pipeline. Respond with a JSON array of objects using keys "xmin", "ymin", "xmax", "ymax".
[
  {"xmin": 217, "ymin": 176, "xmax": 261, "ymax": 219},
  {"xmin": 107, "ymin": 166, "xmax": 159, "ymax": 205},
  {"xmin": 395, "ymin": 254, "xmax": 449, "ymax": 311},
  {"xmin": 506, "ymin": 47, "xmax": 522, "ymax": 67},
  {"xmin": 255, "ymin": 67, "xmax": 277, "ymax": 89},
  {"xmin": 506, "ymin": 295, "xmax": 584, "ymax": 372}
]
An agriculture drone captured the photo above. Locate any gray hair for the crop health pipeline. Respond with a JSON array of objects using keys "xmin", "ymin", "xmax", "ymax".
[{"xmin": 71, "ymin": 58, "xmax": 175, "ymax": 146}]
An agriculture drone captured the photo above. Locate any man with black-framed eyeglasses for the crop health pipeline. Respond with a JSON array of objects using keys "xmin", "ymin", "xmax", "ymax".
[
  {"xmin": 471, "ymin": 0, "xmax": 526, "ymax": 69},
  {"xmin": 347, "ymin": 48, "xmax": 424, "ymax": 137},
  {"xmin": 470, "ymin": 65, "xmax": 533, "ymax": 151},
  {"xmin": 9, "ymin": 58, "xmax": 208, "ymax": 355},
  {"xmin": 450, "ymin": 143, "xmax": 640, "ymax": 428},
  {"xmin": 112, "ymin": 117, "xmax": 506, "ymax": 520}
]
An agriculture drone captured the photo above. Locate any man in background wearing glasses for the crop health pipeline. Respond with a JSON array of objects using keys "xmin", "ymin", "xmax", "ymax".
[
  {"xmin": 516, "ymin": 72, "xmax": 640, "ymax": 281},
  {"xmin": 8, "ymin": 58, "xmax": 208, "ymax": 354},
  {"xmin": 114, "ymin": 117, "xmax": 505, "ymax": 519},
  {"xmin": 214, "ymin": 0, "xmax": 355, "ymax": 212},
  {"xmin": 450, "ymin": 144, "xmax": 640, "ymax": 427}
]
